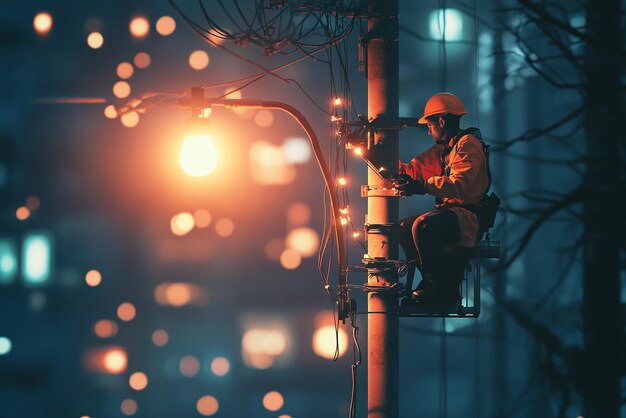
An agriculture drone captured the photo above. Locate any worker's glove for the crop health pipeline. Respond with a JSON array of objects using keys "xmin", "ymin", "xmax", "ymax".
[{"xmin": 389, "ymin": 174, "xmax": 427, "ymax": 196}]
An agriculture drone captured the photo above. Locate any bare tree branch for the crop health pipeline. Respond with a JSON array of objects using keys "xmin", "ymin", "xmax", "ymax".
[{"xmin": 492, "ymin": 107, "xmax": 584, "ymax": 151}]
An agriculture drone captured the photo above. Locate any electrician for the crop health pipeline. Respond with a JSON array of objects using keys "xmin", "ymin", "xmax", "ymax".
[{"xmin": 392, "ymin": 92, "xmax": 490, "ymax": 306}]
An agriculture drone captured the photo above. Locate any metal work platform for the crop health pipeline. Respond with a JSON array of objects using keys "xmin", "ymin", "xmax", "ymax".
[{"xmin": 399, "ymin": 239, "xmax": 500, "ymax": 318}]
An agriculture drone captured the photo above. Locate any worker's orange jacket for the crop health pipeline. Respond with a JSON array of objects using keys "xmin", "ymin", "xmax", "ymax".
[{"xmin": 398, "ymin": 130, "xmax": 489, "ymax": 247}]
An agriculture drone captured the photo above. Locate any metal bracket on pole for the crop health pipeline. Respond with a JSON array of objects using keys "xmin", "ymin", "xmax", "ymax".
[
  {"xmin": 362, "ymin": 281, "xmax": 405, "ymax": 295},
  {"xmin": 361, "ymin": 184, "xmax": 400, "ymax": 197},
  {"xmin": 364, "ymin": 223, "xmax": 403, "ymax": 235}
]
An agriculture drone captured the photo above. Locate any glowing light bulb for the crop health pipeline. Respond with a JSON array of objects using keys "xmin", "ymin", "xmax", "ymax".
[
  {"xmin": 352, "ymin": 232, "xmax": 360, "ymax": 238},
  {"xmin": 340, "ymin": 207, "xmax": 349, "ymax": 215},
  {"xmin": 340, "ymin": 217, "xmax": 348, "ymax": 226},
  {"xmin": 338, "ymin": 177, "xmax": 347, "ymax": 186},
  {"xmin": 333, "ymin": 97, "xmax": 342, "ymax": 106},
  {"xmin": 179, "ymin": 134, "xmax": 218, "ymax": 177},
  {"xmin": 354, "ymin": 147, "xmax": 363, "ymax": 156}
]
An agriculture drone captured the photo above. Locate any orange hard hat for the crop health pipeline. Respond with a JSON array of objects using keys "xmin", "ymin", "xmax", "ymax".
[{"xmin": 418, "ymin": 92, "xmax": 467, "ymax": 124}]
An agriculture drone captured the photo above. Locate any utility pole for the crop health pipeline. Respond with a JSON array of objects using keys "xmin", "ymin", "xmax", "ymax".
[{"xmin": 364, "ymin": 1, "xmax": 399, "ymax": 417}]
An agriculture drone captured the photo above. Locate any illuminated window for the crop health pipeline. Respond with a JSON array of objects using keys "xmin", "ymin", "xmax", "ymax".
[
  {"xmin": 129, "ymin": 17, "xmax": 150, "ymax": 38},
  {"xmin": 33, "ymin": 12, "xmax": 52, "ymax": 36},
  {"xmin": 0, "ymin": 239, "xmax": 17, "ymax": 284},
  {"xmin": 156, "ymin": 16, "xmax": 176, "ymax": 36},
  {"xmin": 87, "ymin": 32, "xmax": 104, "ymax": 49},
  {"xmin": 22, "ymin": 232, "xmax": 53, "ymax": 286},
  {"xmin": 197, "ymin": 395, "xmax": 219, "ymax": 416},
  {"xmin": 429, "ymin": 9, "xmax": 463, "ymax": 41},
  {"xmin": 189, "ymin": 50, "xmax": 210, "ymax": 70}
]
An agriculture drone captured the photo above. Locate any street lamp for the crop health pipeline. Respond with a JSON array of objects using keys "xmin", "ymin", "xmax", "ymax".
[{"xmin": 179, "ymin": 115, "xmax": 218, "ymax": 177}]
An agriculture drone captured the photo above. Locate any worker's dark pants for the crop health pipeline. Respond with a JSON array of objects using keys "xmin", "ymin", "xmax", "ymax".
[{"xmin": 399, "ymin": 208, "xmax": 467, "ymax": 291}]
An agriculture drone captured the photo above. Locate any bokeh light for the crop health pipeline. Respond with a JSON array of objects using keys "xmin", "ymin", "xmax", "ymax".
[
  {"xmin": 180, "ymin": 355, "xmax": 201, "ymax": 377},
  {"xmin": 264, "ymin": 238, "xmax": 284, "ymax": 261},
  {"xmin": 287, "ymin": 202, "xmax": 311, "ymax": 227},
  {"xmin": 215, "ymin": 218, "xmax": 234, "ymax": 238},
  {"xmin": 0, "ymin": 337, "xmax": 12, "ymax": 355},
  {"xmin": 103, "ymin": 347, "xmax": 127, "ymax": 374},
  {"xmin": 120, "ymin": 111, "xmax": 139, "ymax": 128},
  {"xmin": 286, "ymin": 227, "xmax": 319, "ymax": 257},
  {"xmin": 241, "ymin": 326, "xmax": 290, "ymax": 370},
  {"xmin": 196, "ymin": 395, "xmax": 219, "ymax": 416},
  {"xmin": 16, "ymin": 207, "xmax": 30, "ymax": 221},
  {"xmin": 279, "ymin": 248, "xmax": 301, "ymax": 270},
  {"xmin": 134, "ymin": 52, "xmax": 151, "ymax": 69},
  {"xmin": 117, "ymin": 302, "xmax": 136, "ymax": 322},
  {"xmin": 210, "ymin": 357, "xmax": 230, "ymax": 376},
  {"xmin": 282, "ymin": 137, "xmax": 312, "ymax": 164},
  {"xmin": 120, "ymin": 399, "xmax": 137, "ymax": 416},
  {"xmin": 129, "ymin": 372, "xmax": 148, "ymax": 390},
  {"xmin": 113, "ymin": 81, "xmax": 131, "ymax": 99},
  {"xmin": 170, "ymin": 212, "xmax": 195, "ymax": 236},
  {"xmin": 254, "ymin": 110, "xmax": 274, "ymax": 128},
  {"xmin": 152, "ymin": 329, "xmax": 169, "ymax": 346},
  {"xmin": 26, "ymin": 196, "xmax": 41, "ymax": 210},
  {"xmin": 129, "ymin": 17, "xmax": 150, "ymax": 38},
  {"xmin": 263, "ymin": 391, "xmax": 284, "ymax": 412},
  {"xmin": 87, "ymin": 32, "xmax": 104, "ymax": 49},
  {"xmin": 116, "ymin": 62, "xmax": 134, "ymax": 79},
  {"xmin": 249, "ymin": 141, "xmax": 296, "ymax": 185},
  {"xmin": 156, "ymin": 16, "xmax": 176, "ymax": 36},
  {"xmin": 85, "ymin": 269, "xmax": 102, "ymax": 286},
  {"xmin": 165, "ymin": 282, "xmax": 192, "ymax": 306},
  {"xmin": 104, "ymin": 105, "xmax": 118, "ymax": 119},
  {"xmin": 189, "ymin": 50, "xmax": 210, "ymax": 70},
  {"xmin": 93, "ymin": 320, "xmax": 118, "ymax": 338},
  {"xmin": 194, "ymin": 209, "xmax": 212, "ymax": 228},
  {"xmin": 33, "ymin": 12, "xmax": 53, "ymax": 36},
  {"xmin": 312, "ymin": 324, "xmax": 348, "ymax": 359}
]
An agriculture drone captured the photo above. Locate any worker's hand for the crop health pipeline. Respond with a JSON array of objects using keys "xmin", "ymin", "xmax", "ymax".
[{"xmin": 389, "ymin": 174, "xmax": 427, "ymax": 196}]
